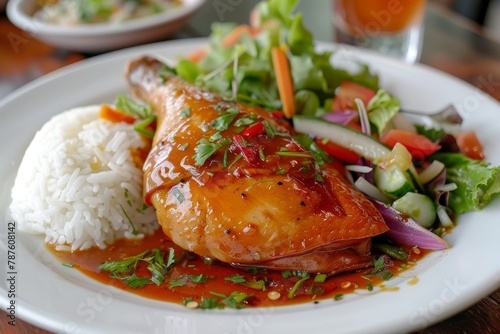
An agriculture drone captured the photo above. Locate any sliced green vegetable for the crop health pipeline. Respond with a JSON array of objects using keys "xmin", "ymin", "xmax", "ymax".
[
  {"xmin": 392, "ymin": 192, "xmax": 436, "ymax": 228},
  {"xmin": 374, "ymin": 165, "xmax": 415, "ymax": 199},
  {"xmin": 293, "ymin": 115, "xmax": 391, "ymax": 161}
]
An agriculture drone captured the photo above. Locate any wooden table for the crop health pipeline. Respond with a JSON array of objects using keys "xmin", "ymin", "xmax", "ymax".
[{"xmin": 1, "ymin": 2, "xmax": 499, "ymax": 333}]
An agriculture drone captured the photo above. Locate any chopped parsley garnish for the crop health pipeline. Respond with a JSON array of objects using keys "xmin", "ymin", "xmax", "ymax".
[
  {"xmin": 366, "ymin": 283, "xmax": 374, "ymax": 291},
  {"xmin": 234, "ymin": 114, "xmax": 258, "ymax": 127},
  {"xmin": 209, "ymin": 132, "xmax": 223, "ymax": 142},
  {"xmin": 98, "ymin": 248, "xmax": 177, "ymax": 289},
  {"xmin": 224, "ymin": 274, "xmax": 265, "ymax": 290},
  {"xmin": 119, "ymin": 204, "xmax": 138, "ymax": 235},
  {"xmin": 115, "ymin": 94, "xmax": 153, "ymax": 119},
  {"xmin": 189, "ymin": 274, "xmax": 209, "ymax": 283},
  {"xmin": 193, "ymin": 138, "xmax": 231, "ymax": 166},
  {"xmin": 199, "ymin": 297, "xmax": 221, "ymax": 309},
  {"xmin": 133, "ymin": 115, "xmax": 156, "ymax": 139},
  {"xmin": 373, "ymin": 244, "xmax": 409, "ymax": 261},
  {"xmin": 62, "ymin": 262, "xmax": 74, "ymax": 268},
  {"xmin": 180, "ymin": 107, "xmax": 191, "ymax": 118},
  {"xmin": 274, "ymin": 151, "xmax": 314, "ymax": 159},
  {"xmin": 210, "ymin": 107, "xmax": 239, "ymax": 131},
  {"xmin": 225, "ymin": 274, "xmax": 246, "ymax": 284},
  {"xmin": 221, "ymin": 291, "xmax": 250, "ymax": 309},
  {"xmin": 333, "ymin": 294, "xmax": 344, "ymax": 301},
  {"xmin": 288, "ymin": 276, "xmax": 309, "ymax": 299},
  {"xmin": 98, "ymin": 250, "xmax": 148, "ymax": 274},
  {"xmin": 259, "ymin": 148, "xmax": 266, "ymax": 161},
  {"xmin": 172, "ymin": 188, "xmax": 185, "ymax": 204},
  {"xmin": 262, "ymin": 120, "xmax": 282, "ymax": 138},
  {"xmin": 294, "ymin": 134, "xmax": 333, "ymax": 166},
  {"xmin": 313, "ymin": 273, "xmax": 327, "ymax": 283},
  {"xmin": 124, "ymin": 274, "xmax": 150, "ymax": 289},
  {"xmin": 276, "ymin": 168, "xmax": 286, "ymax": 175},
  {"xmin": 363, "ymin": 255, "xmax": 396, "ymax": 282},
  {"xmin": 169, "ymin": 277, "xmax": 187, "ymax": 289}
]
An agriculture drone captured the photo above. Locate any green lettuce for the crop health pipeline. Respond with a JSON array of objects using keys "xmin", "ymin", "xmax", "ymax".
[
  {"xmin": 432, "ymin": 153, "xmax": 500, "ymax": 213},
  {"xmin": 179, "ymin": 0, "xmax": 378, "ymax": 115},
  {"xmin": 367, "ymin": 89, "xmax": 400, "ymax": 136}
]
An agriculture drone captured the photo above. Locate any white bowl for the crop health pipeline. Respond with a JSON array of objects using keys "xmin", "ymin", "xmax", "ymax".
[{"xmin": 6, "ymin": 0, "xmax": 206, "ymax": 52}]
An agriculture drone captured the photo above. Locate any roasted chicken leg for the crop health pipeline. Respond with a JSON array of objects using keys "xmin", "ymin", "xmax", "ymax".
[{"xmin": 126, "ymin": 56, "xmax": 388, "ymax": 275}]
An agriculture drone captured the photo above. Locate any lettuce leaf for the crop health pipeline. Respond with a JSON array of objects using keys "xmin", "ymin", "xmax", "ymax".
[
  {"xmin": 431, "ymin": 153, "xmax": 500, "ymax": 213},
  {"xmin": 181, "ymin": 0, "xmax": 379, "ymax": 115},
  {"xmin": 367, "ymin": 90, "xmax": 400, "ymax": 136}
]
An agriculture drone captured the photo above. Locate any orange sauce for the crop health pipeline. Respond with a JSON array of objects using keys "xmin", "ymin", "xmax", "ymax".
[
  {"xmin": 49, "ymin": 229, "xmax": 429, "ymax": 308},
  {"xmin": 335, "ymin": 0, "xmax": 427, "ymax": 34}
]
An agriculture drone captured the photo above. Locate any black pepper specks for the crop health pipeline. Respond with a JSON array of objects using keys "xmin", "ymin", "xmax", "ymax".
[
  {"xmin": 300, "ymin": 201, "xmax": 306, "ymax": 206},
  {"xmin": 224, "ymin": 228, "xmax": 231, "ymax": 235},
  {"xmin": 240, "ymin": 193, "xmax": 246, "ymax": 198},
  {"xmin": 277, "ymin": 181, "xmax": 283, "ymax": 186}
]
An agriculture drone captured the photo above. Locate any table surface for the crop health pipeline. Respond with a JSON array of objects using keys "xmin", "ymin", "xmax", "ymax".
[{"xmin": 1, "ymin": 1, "xmax": 499, "ymax": 334}]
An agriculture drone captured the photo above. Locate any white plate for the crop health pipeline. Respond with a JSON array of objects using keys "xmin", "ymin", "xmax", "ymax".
[
  {"xmin": 1, "ymin": 39, "xmax": 499, "ymax": 334},
  {"xmin": 6, "ymin": 0, "xmax": 206, "ymax": 52}
]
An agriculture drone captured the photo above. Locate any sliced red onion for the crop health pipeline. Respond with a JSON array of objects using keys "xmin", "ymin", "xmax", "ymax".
[
  {"xmin": 371, "ymin": 200, "xmax": 450, "ymax": 250},
  {"xmin": 355, "ymin": 98, "xmax": 371, "ymax": 136},
  {"xmin": 426, "ymin": 168, "xmax": 449, "ymax": 206},
  {"xmin": 321, "ymin": 110, "xmax": 358, "ymax": 125}
]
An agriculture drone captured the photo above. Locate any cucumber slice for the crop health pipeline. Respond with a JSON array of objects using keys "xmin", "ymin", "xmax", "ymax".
[
  {"xmin": 293, "ymin": 115, "xmax": 391, "ymax": 161},
  {"xmin": 392, "ymin": 192, "xmax": 437, "ymax": 228},
  {"xmin": 374, "ymin": 165, "xmax": 415, "ymax": 199}
]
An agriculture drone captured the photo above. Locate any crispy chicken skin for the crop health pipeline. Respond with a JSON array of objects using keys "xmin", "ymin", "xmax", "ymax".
[{"xmin": 126, "ymin": 56, "xmax": 388, "ymax": 275}]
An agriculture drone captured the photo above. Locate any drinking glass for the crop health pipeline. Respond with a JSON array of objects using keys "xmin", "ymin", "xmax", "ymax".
[{"xmin": 332, "ymin": 0, "xmax": 427, "ymax": 63}]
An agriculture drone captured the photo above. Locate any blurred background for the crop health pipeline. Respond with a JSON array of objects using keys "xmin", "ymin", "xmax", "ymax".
[
  {"xmin": 1, "ymin": 0, "xmax": 499, "ymax": 99},
  {"xmin": 182, "ymin": 0, "xmax": 500, "ymax": 42}
]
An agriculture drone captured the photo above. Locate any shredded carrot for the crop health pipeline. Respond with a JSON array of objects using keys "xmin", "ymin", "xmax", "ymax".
[
  {"xmin": 99, "ymin": 104, "xmax": 136, "ymax": 124},
  {"xmin": 186, "ymin": 48, "xmax": 208, "ymax": 64},
  {"xmin": 271, "ymin": 46, "xmax": 295, "ymax": 118},
  {"xmin": 221, "ymin": 25, "xmax": 253, "ymax": 48}
]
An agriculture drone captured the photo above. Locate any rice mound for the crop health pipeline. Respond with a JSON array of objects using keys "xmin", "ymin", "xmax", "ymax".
[{"xmin": 9, "ymin": 105, "xmax": 158, "ymax": 251}]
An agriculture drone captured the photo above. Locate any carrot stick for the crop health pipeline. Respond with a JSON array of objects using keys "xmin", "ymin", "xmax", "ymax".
[
  {"xmin": 99, "ymin": 104, "xmax": 136, "ymax": 124},
  {"xmin": 221, "ymin": 25, "xmax": 252, "ymax": 48},
  {"xmin": 186, "ymin": 47, "xmax": 208, "ymax": 64},
  {"xmin": 271, "ymin": 46, "xmax": 295, "ymax": 118}
]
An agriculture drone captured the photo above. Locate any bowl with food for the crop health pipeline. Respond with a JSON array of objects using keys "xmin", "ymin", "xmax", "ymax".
[{"xmin": 6, "ymin": 0, "xmax": 206, "ymax": 52}]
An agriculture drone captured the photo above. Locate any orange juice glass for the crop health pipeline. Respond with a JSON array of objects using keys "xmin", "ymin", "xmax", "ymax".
[{"xmin": 333, "ymin": 0, "xmax": 427, "ymax": 63}]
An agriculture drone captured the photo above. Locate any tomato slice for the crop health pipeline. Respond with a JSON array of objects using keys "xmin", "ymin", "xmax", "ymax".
[
  {"xmin": 380, "ymin": 129, "xmax": 441, "ymax": 160},
  {"xmin": 315, "ymin": 138, "xmax": 360, "ymax": 164},
  {"xmin": 332, "ymin": 81, "xmax": 377, "ymax": 112},
  {"xmin": 455, "ymin": 131, "xmax": 484, "ymax": 160}
]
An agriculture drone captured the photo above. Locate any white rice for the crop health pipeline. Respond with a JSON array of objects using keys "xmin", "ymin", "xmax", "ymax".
[{"xmin": 9, "ymin": 105, "xmax": 158, "ymax": 251}]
